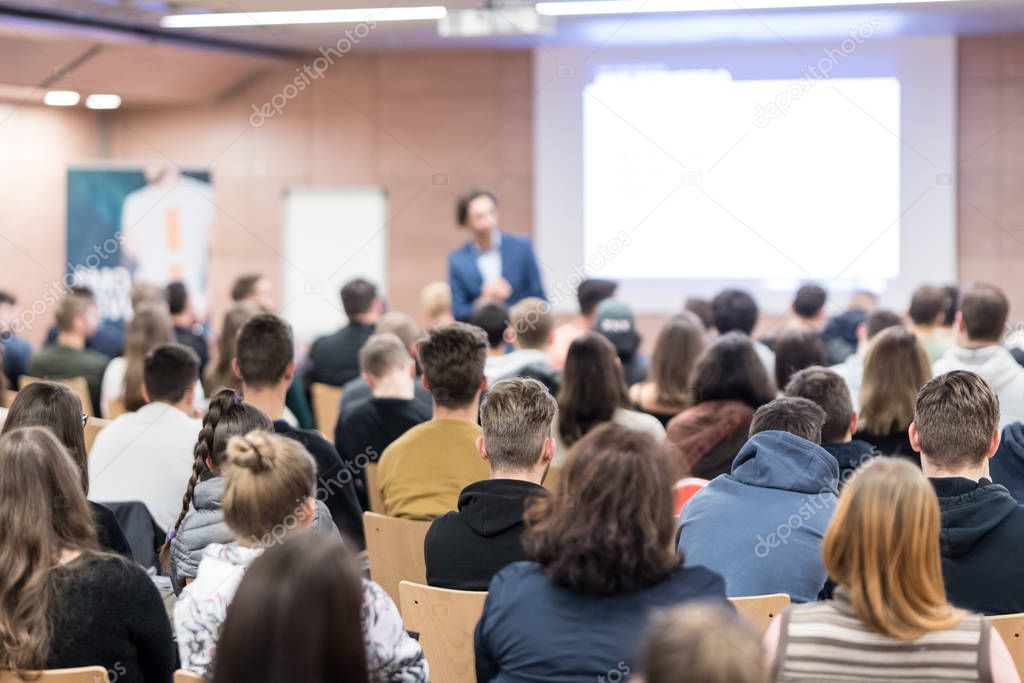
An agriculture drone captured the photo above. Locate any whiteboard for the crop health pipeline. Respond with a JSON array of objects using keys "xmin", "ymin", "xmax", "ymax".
[{"xmin": 281, "ymin": 187, "xmax": 388, "ymax": 343}]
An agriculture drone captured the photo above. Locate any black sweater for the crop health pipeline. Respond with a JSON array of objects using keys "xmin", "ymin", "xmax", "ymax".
[{"xmin": 48, "ymin": 554, "xmax": 174, "ymax": 683}]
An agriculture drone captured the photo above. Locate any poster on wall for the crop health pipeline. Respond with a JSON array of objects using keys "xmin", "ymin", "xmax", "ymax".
[{"xmin": 66, "ymin": 164, "xmax": 214, "ymax": 326}]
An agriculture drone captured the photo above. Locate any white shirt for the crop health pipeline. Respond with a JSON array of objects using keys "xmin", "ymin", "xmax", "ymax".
[
  {"xmin": 933, "ymin": 345, "xmax": 1024, "ymax": 428},
  {"xmin": 551, "ymin": 407, "xmax": 666, "ymax": 466},
  {"xmin": 474, "ymin": 229, "xmax": 502, "ymax": 284},
  {"xmin": 88, "ymin": 401, "xmax": 202, "ymax": 531},
  {"xmin": 484, "ymin": 348, "xmax": 552, "ymax": 384},
  {"xmin": 831, "ymin": 352, "xmax": 865, "ymax": 411},
  {"xmin": 100, "ymin": 356, "xmax": 207, "ymax": 418}
]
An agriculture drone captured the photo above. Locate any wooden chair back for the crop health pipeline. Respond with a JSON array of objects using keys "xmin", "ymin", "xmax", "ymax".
[
  {"xmin": 19, "ymin": 375, "xmax": 94, "ymax": 416},
  {"xmin": 84, "ymin": 417, "xmax": 109, "ymax": 454},
  {"xmin": 0, "ymin": 666, "xmax": 109, "ymax": 682},
  {"xmin": 365, "ymin": 462, "xmax": 384, "ymax": 513},
  {"xmin": 106, "ymin": 397, "xmax": 129, "ymax": 419},
  {"xmin": 173, "ymin": 670, "xmax": 204, "ymax": 683},
  {"xmin": 309, "ymin": 382, "xmax": 343, "ymax": 436},
  {"xmin": 3, "ymin": 389, "xmax": 16, "ymax": 408},
  {"xmin": 728, "ymin": 593, "xmax": 791, "ymax": 633},
  {"xmin": 363, "ymin": 512, "xmax": 430, "ymax": 608},
  {"xmin": 399, "ymin": 581, "xmax": 487, "ymax": 683},
  {"xmin": 988, "ymin": 613, "xmax": 1024, "ymax": 679}
]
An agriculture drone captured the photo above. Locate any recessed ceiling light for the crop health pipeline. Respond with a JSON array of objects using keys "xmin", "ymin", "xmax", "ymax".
[
  {"xmin": 161, "ymin": 6, "xmax": 448, "ymax": 28},
  {"xmin": 535, "ymin": 0, "xmax": 964, "ymax": 15},
  {"xmin": 43, "ymin": 90, "xmax": 80, "ymax": 106},
  {"xmin": 85, "ymin": 94, "xmax": 122, "ymax": 110}
]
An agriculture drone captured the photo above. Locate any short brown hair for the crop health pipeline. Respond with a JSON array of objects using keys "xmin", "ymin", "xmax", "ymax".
[
  {"xmin": 231, "ymin": 274, "xmax": 263, "ymax": 302},
  {"xmin": 456, "ymin": 188, "xmax": 498, "ymax": 226},
  {"xmin": 773, "ymin": 328, "xmax": 827, "ymax": 389},
  {"xmin": 909, "ymin": 285, "xmax": 951, "ymax": 326},
  {"xmin": 749, "ymin": 396, "xmax": 826, "ymax": 443},
  {"xmin": 640, "ymin": 604, "xmax": 767, "ymax": 683},
  {"xmin": 523, "ymin": 423, "xmax": 678, "ymax": 594},
  {"xmin": 480, "ymin": 378, "xmax": 557, "ymax": 472},
  {"xmin": 340, "ymin": 278, "xmax": 377, "ymax": 318},
  {"xmin": 235, "ymin": 314, "xmax": 294, "ymax": 389},
  {"xmin": 784, "ymin": 366, "xmax": 854, "ymax": 443},
  {"xmin": 54, "ymin": 293, "xmax": 91, "ymax": 333},
  {"xmin": 509, "ymin": 298, "xmax": 552, "ymax": 350},
  {"xmin": 417, "ymin": 322, "xmax": 487, "ymax": 409},
  {"xmin": 914, "ymin": 370, "xmax": 999, "ymax": 469},
  {"xmin": 376, "ymin": 312, "xmax": 421, "ymax": 352},
  {"xmin": 359, "ymin": 333, "xmax": 409, "ymax": 380},
  {"xmin": 143, "ymin": 343, "xmax": 200, "ymax": 404},
  {"xmin": 866, "ymin": 309, "xmax": 902, "ymax": 339},
  {"xmin": 960, "ymin": 283, "xmax": 1009, "ymax": 342}
]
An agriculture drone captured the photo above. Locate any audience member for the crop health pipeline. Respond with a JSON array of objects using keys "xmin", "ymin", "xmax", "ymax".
[
  {"xmin": 336, "ymin": 334, "xmax": 430, "ymax": 509},
  {"xmin": 1, "ymin": 382, "xmax": 130, "ymax": 556},
  {"xmin": 628, "ymin": 312, "xmax": 705, "ymax": 426},
  {"xmin": 89, "ymin": 343, "xmax": 203, "ymax": 531},
  {"xmin": 554, "ymin": 332, "xmax": 664, "ymax": 465},
  {"xmin": 594, "ymin": 298, "xmax": 649, "ymax": 385},
  {"xmin": 909, "ymin": 284, "xmax": 954, "ymax": 361},
  {"xmin": 667, "ymin": 333, "xmax": 776, "ymax": 479},
  {"xmin": 166, "ymin": 281, "xmax": 210, "ymax": 372},
  {"xmin": 204, "ymin": 301, "xmax": 259, "ymax": 394},
  {"xmin": 28, "ymin": 291, "xmax": 109, "ymax": 411},
  {"xmin": 854, "ymin": 326, "xmax": 930, "ymax": 460},
  {"xmin": 548, "ymin": 278, "xmax": 617, "ymax": 370},
  {"xmin": 474, "ymin": 424, "xmax": 728, "ymax": 682},
  {"xmin": 0, "ymin": 427, "xmax": 174, "ymax": 681},
  {"xmin": 175, "ymin": 431, "xmax": 426, "ymax": 680},
  {"xmin": 784, "ymin": 366, "xmax": 877, "ymax": 484},
  {"xmin": 377, "ymin": 323, "xmax": 491, "ymax": 518},
  {"xmin": 788, "ymin": 283, "xmax": 828, "ymax": 331},
  {"xmin": 448, "ymin": 188, "xmax": 547, "ymax": 321},
  {"xmin": 820, "ymin": 290, "xmax": 877, "ymax": 364},
  {"xmin": 911, "ymin": 370, "xmax": 1024, "ymax": 615},
  {"xmin": 306, "ymin": 278, "xmax": 381, "ymax": 388},
  {"xmin": 43, "ymin": 286, "xmax": 126, "ymax": 359},
  {"xmin": 230, "ymin": 273, "xmax": 275, "ymax": 309},
  {"xmin": 683, "ymin": 296, "xmax": 715, "ymax": 332},
  {"xmin": 933, "ymin": 283, "xmax": 1024, "ymax": 426},
  {"xmin": 426, "ymin": 378, "xmax": 554, "ymax": 590},
  {"xmin": 764, "ymin": 458, "xmax": 1018, "ymax": 682},
  {"xmin": 234, "ymin": 314, "xmax": 363, "ymax": 543},
  {"xmin": 829, "ymin": 308, "xmax": 902, "ymax": 410},
  {"xmin": 711, "ymin": 288, "xmax": 774, "ymax": 375},
  {"xmin": 0, "ymin": 290, "xmax": 30, "ymax": 386},
  {"xmin": 773, "ymin": 327, "xmax": 827, "ymax": 390},
  {"xmin": 992, "ymin": 421, "xmax": 1024, "ymax": 503},
  {"xmin": 638, "ymin": 603, "xmax": 767, "ymax": 683},
  {"xmin": 471, "ymin": 302, "xmax": 510, "ymax": 359},
  {"xmin": 420, "ymin": 281, "xmax": 454, "ymax": 328},
  {"xmin": 485, "ymin": 297, "xmax": 558, "ymax": 390},
  {"xmin": 679, "ymin": 397, "xmax": 837, "ymax": 603}
]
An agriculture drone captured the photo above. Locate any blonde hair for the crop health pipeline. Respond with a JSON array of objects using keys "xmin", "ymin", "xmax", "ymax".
[
  {"xmin": 823, "ymin": 458, "xmax": 963, "ymax": 640},
  {"xmin": 420, "ymin": 282, "xmax": 452, "ymax": 319},
  {"xmin": 858, "ymin": 326, "xmax": 931, "ymax": 435},
  {"xmin": 221, "ymin": 431, "xmax": 316, "ymax": 545}
]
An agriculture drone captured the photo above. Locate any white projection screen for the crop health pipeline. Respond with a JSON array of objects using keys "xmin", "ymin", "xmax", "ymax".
[{"xmin": 534, "ymin": 37, "xmax": 957, "ymax": 314}]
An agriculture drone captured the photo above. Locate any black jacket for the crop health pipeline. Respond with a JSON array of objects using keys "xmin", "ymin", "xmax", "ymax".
[
  {"xmin": 991, "ymin": 422, "xmax": 1024, "ymax": 502},
  {"xmin": 425, "ymin": 479, "xmax": 547, "ymax": 591},
  {"xmin": 932, "ymin": 476, "xmax": 1024, "ymax": 615},
  {"xmin": 305, "ymin": 322, "xmax": 375, "ymax": 388},
  {"xmin": 822, "ymin": 439, "xmax": 879, "ymax": 488}
]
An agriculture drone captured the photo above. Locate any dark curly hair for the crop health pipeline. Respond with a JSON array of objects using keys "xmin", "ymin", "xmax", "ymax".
[{"xmin": 523, "ymin": 423, "xmax": 679, "ymax": 594}]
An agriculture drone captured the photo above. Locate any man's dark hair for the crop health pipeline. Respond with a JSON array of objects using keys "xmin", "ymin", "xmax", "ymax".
[
  {"xmin": 469, "ymin": 303, "xmax": 509, "ymax": 349},
  {"xmin": 784, "ymin": 366, "xmax": 853, "ymax": 443},
  {"xmin": 914, "ymin": 370, "xmax": 999, "ymax": 469},
  {"xmin": 749, "ymin": 396, "xmax": 827, "ymax": 444},
  {"xmin": 711, "ymin": 289, "xmax": 759, "ymax": 335},
  {"xmin": 908, "ymin": 285, "xmax": 951, "ymax": 326},
  {"xmin": 166, "ymin": 282, "xmax": 188, "ymax": 316},
  {"xmin": 793, "ymin": 284, "xmax": 827, "ymax": 319},
  {"xmin": 960, "ymin": 283, "xmax": 1009, "ymax": 342},
  {"xmin": 143, "ymin": 343, "xmax": 200, "ymax": 404},
  {"xmin": 417, "ymin": 322, "xmax": 488, "ymax": 409},
  {"xmin": 866, "ymin": 309, "xmax": 903, "ymax": 339},
  {"xmin": 235, "ymin": 314, "xmax": 294, "ymax": 389},
  {"xmin": 231, "ymin": 274, "xmax": 262, "ymax": 302},
  {"xmin": 456, "ymin": 188, "xmax": 498, "ymax": 226},
  {"xmin": 340, "ymin": 278, "xmax": 377, "ymax": 319},
  {"xmin": 577, "ymin": 279, "xmax": 618, "ymax": 317},
  {"xmin": 683, "ymin": 297, "xmax": 714, "ymax": 330},
  {"xmin": 774, "ymin": 328, "xmax": 827, "ymax": 390},
  {"xmin": 0, "ymin": 290, "xmax": 15, "ymax": 306}
]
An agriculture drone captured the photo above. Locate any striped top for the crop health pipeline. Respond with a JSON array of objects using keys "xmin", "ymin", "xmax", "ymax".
[{"xmin": 773, "ymin": 588, "xmax": 992, "ymax": 682}]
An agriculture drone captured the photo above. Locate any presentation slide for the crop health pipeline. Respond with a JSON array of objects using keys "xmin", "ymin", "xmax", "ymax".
[{"xmin": 583, "ymin": 67, "xmax": 900, "ymax": 284}]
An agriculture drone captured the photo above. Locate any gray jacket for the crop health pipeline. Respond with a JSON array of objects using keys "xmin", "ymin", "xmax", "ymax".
[{"xmin": 169, "ymin": 476, "xmax": 338, "ymax": 593}]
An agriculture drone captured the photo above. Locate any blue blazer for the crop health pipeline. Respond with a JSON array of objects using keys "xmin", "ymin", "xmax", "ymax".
[{"xmin": 448, "ymin": 233, "xmax": 547, "ymax": 321}]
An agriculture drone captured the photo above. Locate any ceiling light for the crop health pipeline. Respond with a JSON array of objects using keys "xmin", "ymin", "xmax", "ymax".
[
  {"xmin": 43, "ymin": 90, "xmax": 80, "ymax": 106},
  {"xmin": 85, "ymin": 94, "xmax": 122, "ymax": 110},
  {"xmin": 161, "ymin": 6, "xmax": 448, "ymax": 28},
  {"xmin": 535, "ymin": 0, "xmax": 963, "ymax": 16}
]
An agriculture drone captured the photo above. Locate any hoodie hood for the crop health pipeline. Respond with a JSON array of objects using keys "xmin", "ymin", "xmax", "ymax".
[
  {"xmin": 457, "ymin": 479, "xmax": 547, "ymax": 537},
  {"xmin": 991, "ymin": 422, "xmax": 1024, "ymax": 499},
  {"xmin": 730, "ymin": 431, "xmax": 840, "ymax": 495},
  {"xmin": 935, "ymin": 346, "xmax": 1023, "ymax": 394},
  {"xmin": 932, "ymin": 477, "xmax": 1018, "ymax": 558}
]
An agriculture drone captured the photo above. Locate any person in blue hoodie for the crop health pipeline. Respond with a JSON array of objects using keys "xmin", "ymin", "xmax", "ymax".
[
  {"xmin": 991, "ymin": 421, "xmax": 1024, "ymax": 502},
  {"xmin": 911, "ymin": 369, "xmax": 1024, "ymax": 615},
  {"xmin": 678, "ymin": 397, "xmax": 839, "ymax": 603}
]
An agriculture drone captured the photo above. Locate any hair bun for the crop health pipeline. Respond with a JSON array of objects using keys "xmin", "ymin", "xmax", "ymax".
[{"xmin": 225, "ymin": 431, "xmax": 276, "ymax": 473}]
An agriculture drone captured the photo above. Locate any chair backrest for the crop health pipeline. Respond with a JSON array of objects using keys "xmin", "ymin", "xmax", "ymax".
[
  {"xmin": 19, "ymin": 375, "xmax": 94, "ymax": 417},
  {"xmin": 3, "ymin": 389, "xmax": 17, "ymax": 408},
  {"xmin": 728, "ymin": 593, "xmax": 791, "ymax": 633},
  {"xmin": 106, "ymin": 397, "xmax": 129, "ymax": 419},
  {"xmin": 987, "ymin": 613, "xmax": 1024, "ymax": 679},
  {"xmin": 0, "ymin": 666, "xmax": 110, "ymax": 682},
  {"xmin": 173, "ymin": 670, "xmax": 205, "ymax": 683},
  {"xmin": 84, "ymin": 417, "xmax": 109, "ymax": 455},
  {"xmin": 365, "ymin": 462, "xmax": 384, "ymax": 513},
  {"xmin": 672, "ymin": 477, "xmax": 709, "ymax": 515},
  {"xmin": 399, "ymin": 581, "xmax": 487, "ymax": 683},
  {"xmin": 363, "ymin": 512, "xmax": 430, "ymax": 608},
  {"xmin": 310, "ymin": 382, "xmax": 343, "ymax": 436},
  {"xmin": 542, "ymin": 465, "xmax": 561, "ymax": 493}
]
